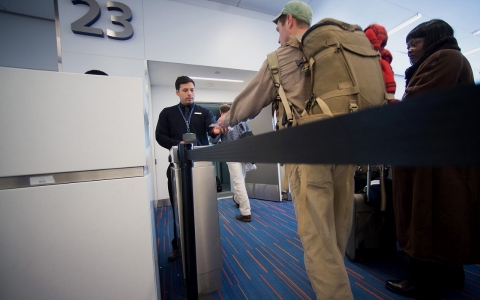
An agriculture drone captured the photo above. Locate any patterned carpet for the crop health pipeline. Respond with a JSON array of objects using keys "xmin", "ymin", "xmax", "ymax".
[{"xmin": 155, "ymin": 198, "xmax": 480, "ymax": 300}]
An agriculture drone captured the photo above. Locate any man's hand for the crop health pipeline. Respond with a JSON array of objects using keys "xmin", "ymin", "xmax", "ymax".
[
  {"xmin": 212, "ymin": 126, "xmax": 228, "ymax": 135},
  {"xmin": 217, "ymin": 115, "xmax": 228, "ymax": 128}
]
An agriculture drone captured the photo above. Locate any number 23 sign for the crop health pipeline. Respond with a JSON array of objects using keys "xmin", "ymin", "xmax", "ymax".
[{"xmin": 71, "ymin": 0, "xmax": 134, "ymax": 40}]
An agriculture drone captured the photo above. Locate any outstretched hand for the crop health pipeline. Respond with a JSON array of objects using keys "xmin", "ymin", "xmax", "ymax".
[
  {"xmin": 217, "ymin": 115, "xmax": 228, "ymax": 128},
  {"xmin": 212, "ymin": 126, "xmax": 228, "ymax": 135}
]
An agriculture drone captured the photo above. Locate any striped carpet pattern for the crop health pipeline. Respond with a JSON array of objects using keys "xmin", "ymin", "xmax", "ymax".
[{"xmin": 155, "ymin": 198, "xmax": 480, "ymax": 300}]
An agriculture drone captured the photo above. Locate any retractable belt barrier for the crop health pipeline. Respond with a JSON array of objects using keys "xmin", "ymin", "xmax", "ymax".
[
  {"xmin": 188, "ymin": 84, "xmax": 480, "ymax": 166},
  {"xmin": 179, "ymin": 84, "xmax": 480, "ymax": 300}
]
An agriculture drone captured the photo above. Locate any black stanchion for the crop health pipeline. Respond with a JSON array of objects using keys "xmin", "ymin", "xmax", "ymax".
[{"xmin": 178, "ymin": 143, "xmax": 198, "ymax": 300}]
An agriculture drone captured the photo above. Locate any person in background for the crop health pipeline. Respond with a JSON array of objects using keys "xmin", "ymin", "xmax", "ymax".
[
  {"xmin": 218, "ymin": 2, "xmax": 355, "ymax": 299},
  {"xmin": 85, "ymin": 69, "xmax": 108, "ymax": 76},
  {"xmin": 155, "ymin": 76, "xmax": 226, "ymax": 262},
  {"xmin": 385, "ymin": 19, "xmax": 480, "ymax": 299},
  {"xmin": 215, "ymin": 103, "xmax": 254, "ymax": 222}
]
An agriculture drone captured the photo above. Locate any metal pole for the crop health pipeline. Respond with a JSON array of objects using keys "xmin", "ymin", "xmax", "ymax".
[{"xmin": 178, "ymin": 143, "xmax": 198, "ymax": 299}]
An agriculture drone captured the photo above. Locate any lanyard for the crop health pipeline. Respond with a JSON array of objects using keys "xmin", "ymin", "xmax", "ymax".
[{"xmin": 177, "ymin": 103, "xmax": 195, "ymax": 133}]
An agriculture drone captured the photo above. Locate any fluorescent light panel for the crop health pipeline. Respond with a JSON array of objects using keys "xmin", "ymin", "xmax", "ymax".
[
  {"xmin": 463, "ymin": 46, "xmax": 480, "ymax": 56},
  {"xmin": 388, "ymin": 13, "xmax": 422, "ymax": 35},
  {"xmin": 472, "ymin": 29, "xmax": 480, "ymax": 35},
  {"xmin": 189, "ymin": 76, "xmax": 244, "ymax": 83}
]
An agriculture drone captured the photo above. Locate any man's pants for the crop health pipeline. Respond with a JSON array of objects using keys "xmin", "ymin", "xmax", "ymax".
[
  {"xmin": 226, "ymin": 162, "xmax": 251, "ymax": 216},
  {"xmin": 289, "ymin": 164, "xmax": 355, "ymax": 300},
  {"xmin": 166, "ymin": 164, "xmax": 179, "ymax": 251}
]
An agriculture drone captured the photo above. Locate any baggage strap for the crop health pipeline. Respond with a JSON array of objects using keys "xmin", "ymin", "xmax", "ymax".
[{"xmin": 267, "ymin": 51, "xmax": 297, "ymax": 129}]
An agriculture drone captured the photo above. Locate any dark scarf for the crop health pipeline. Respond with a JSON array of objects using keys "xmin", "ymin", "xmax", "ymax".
[{"xmin": 405, "ymin": 36, "xmax": 460, "ymax": 87}]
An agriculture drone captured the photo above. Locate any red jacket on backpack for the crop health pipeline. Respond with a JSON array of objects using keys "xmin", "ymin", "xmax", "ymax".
[{"xmin": 364, "ymin": 24, "xmax": 398, "ymax": 103}]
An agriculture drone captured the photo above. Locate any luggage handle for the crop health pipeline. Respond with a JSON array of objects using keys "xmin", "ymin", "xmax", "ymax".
[{"xmin": 365, "ymin": 164, "xmax": 387, "ymax": 212}]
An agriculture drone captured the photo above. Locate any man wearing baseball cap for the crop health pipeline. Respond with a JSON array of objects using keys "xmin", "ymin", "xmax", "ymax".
[
  {"xmin": 272, "ymin": 1, "xmax": 313, "ymax": 25},
  {"xmin": 218, "ymin": 1, "xmax": 354, "ymax": 299}
]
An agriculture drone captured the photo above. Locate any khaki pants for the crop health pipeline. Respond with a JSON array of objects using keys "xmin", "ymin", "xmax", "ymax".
[{"xmin": 289, "ymin": 164, "xmax": 355, "ymax": 300}]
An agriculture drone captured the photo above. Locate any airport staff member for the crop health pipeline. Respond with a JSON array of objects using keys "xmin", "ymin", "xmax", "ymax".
[{"xmin": 155, "ymin": 75, "xmax": 225, "ymax": 262}]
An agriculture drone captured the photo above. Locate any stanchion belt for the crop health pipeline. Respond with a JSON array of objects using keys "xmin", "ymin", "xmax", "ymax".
[{"xmin": 188, "ymin": 84, "xmax": 480, "ymax": 166}]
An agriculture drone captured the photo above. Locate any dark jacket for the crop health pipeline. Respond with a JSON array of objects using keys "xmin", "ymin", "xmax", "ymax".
[
  {"xmin": 155, "ymin": 103, "xmax": 217, "ymax": 149},
  {"xmin": 393, "ymin": 37, "xmax": 480, "ymax": 265}
]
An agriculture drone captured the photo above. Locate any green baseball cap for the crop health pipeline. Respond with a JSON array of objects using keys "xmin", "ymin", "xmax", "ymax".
[{"xmin": 272, "ymin": 1, "xmax": 313, "ymax": 26}]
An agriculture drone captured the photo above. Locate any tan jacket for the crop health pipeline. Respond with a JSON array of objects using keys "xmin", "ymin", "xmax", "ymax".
[{"xmin": 225, "ymin": 35, "xmax": 311, "ymax": 126}]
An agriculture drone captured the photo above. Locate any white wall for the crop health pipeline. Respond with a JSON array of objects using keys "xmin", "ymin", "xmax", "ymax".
[
  {"xmin": 0, "ymin": 12, "xmax": 57, "ymax": 71},
  {"xmin": 394, "ymin": 74, "xmax": 406, "ymax": 99},
  {"xmin": 142, "ymin": 0, "xmax": 279, "ymax": 199},
  {"xmin": 2, "ymin": 0, "xmax": 280, "ymax": 201},
  {"xmin": 151, "ymin": 85, "xmax": 240, "ymax": 199},
  {"xmin": 0, "ymin": 67, "xmax": 146, "ymax": 177},
  {"xmin": 56, "ymin": 0, "xmax": 278, "ymax": 201},
  {"xmin": 57, "ymin": 0, "xmax": 158, "ymax": 198},
  {"xmin": 143, "ymin": 0, "xmax": 278, "ymax": 71},
  {"xmin": 58, "ymin": 0, "xmax": 278, "ymax": 74},
  {"xmin": 0, "ymin": 176, "xmax": 159, "ymax": 300},
  {"xmin": 58, "ymin": 0, "xmax": 145, "ymax": 62},
  {"xmin": 58, "ymin": 0, "xmax": 146, "ymax": 76}
]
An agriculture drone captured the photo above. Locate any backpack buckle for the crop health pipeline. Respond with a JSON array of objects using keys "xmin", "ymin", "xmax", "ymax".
[
  {"xmin": 349, "ymin": 103, "xmax": 358, "ymax": 113},
  {"xmin": 270, "ymin": 66, "xmax": 279, "ymax": 75}
]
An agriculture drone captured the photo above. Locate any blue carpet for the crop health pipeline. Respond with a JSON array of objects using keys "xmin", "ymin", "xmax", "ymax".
[{"xmin": 155, "ymin": 198, "xmax": 480, "ymax": 299}]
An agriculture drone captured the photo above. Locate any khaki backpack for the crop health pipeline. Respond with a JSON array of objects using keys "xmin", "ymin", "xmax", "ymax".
[
  {"xmin": 269, "ymin": 18, "xmax": 389, "ymax": 219},
  {"xmin": 268, "ymin": 18, "xmax": 387, "ymax": 129}
]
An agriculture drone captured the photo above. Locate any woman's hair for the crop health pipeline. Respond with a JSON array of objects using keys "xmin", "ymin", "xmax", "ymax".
[
  {"xmin": 85, "ymin": 69, "xmax": 108, "ymax": 76},
  {"xmin": 406, "ymin": 19, "xmax": 454, "ymax": 49}
]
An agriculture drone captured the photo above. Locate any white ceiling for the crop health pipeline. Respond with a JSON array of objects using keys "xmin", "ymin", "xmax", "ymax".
[
  {"xmin": 147, "ymin": 61, "xmax": 258, "ymax": 90},
  {"xmin": 163, "ymin": 0, "xmax": 480, "ymax": 87},
  {"xmin": 2, "ymin": 0, "xmax": 480, "ymax": 89}
]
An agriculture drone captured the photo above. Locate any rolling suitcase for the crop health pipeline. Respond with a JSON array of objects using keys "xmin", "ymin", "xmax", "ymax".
[
  {"xmin": 216, "ymin": 176, "xmax": 222, "ymax": 192},
  {"xmin": 346, "ymin": 165, "xmax": 396, "ymax": 261}
]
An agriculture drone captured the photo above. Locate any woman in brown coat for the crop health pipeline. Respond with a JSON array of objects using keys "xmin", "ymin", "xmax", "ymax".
[{"xmin": 385, "ymin": 19, "xmax": 480, "ymax": 299}]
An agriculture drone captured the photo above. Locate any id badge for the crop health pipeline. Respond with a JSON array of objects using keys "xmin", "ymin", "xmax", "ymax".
[{"xmin": 182, "ymin": 133, "xmax": 197, "ymax": 145}]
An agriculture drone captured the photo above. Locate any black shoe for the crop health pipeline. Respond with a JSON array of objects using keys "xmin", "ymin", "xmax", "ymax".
[
  {"xmin": 168, "ymin": 249, "xmax": 181, "ymax": 262},
  {"xmin": 444, "ymin": 266, "xmax": 465, "ymax": 290},
  {"xmin": 232, "ymin": 196, "xmax": 239, "ymax": 208},
  {"xmin": 386, "ymin": 278, "xmax": 416, "ymax": 296},
  {"xmin": 235, "ymin": 214, "xmax": 251, "ymax": 222}
]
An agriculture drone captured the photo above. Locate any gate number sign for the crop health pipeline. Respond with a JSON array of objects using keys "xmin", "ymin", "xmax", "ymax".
[{"xmin": 71, "ymin": 0, "xmax": 134, "ymax": 40}]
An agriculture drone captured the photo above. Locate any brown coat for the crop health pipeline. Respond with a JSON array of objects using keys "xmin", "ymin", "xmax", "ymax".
[{"xmin": 393, "ymin": 39, "xmax": 480, "ymax": 265}]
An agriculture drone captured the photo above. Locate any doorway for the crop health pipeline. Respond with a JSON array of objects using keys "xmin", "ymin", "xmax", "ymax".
[{"xmin": 200, "ymin": 102, "xmax": 232, "ymax": 196}]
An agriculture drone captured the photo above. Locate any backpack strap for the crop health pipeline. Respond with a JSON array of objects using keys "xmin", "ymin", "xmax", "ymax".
[{"xmin": 267, "ymin": 51, "xmax": 297, "ymax": 129}]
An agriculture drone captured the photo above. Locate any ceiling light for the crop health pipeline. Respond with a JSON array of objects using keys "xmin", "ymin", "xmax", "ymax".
[
  {"xmin": 388, "ymin": 13, "xmax": 422, "ymax": 36},
  {"xmin": 472, "ymin": 29, "xmax": 480, "ymax": 35},
  {"xmin": 189, "ymin": 76, "xmax": 243, "ymax": 83},
  {"xmin": 463, "ymin": 46, "xmax": 480, "ymax": 56}
]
